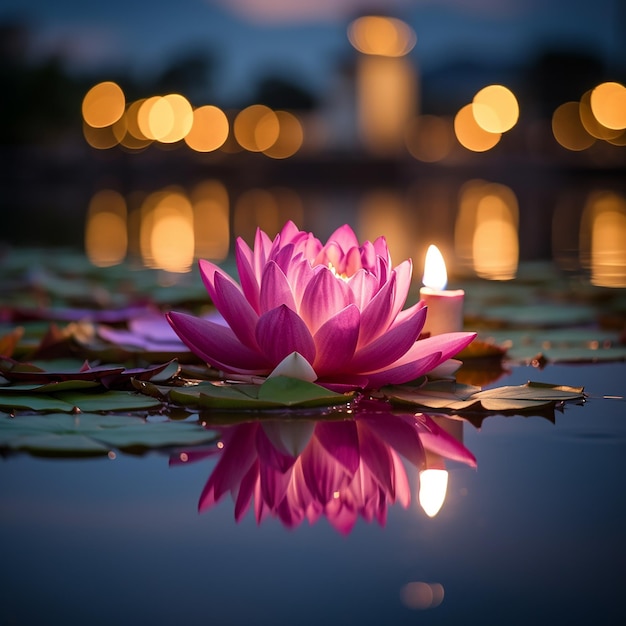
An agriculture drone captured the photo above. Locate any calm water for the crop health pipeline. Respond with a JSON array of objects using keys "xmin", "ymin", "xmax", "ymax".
[{"xmin": 2, "ymin": 361, "xmax": 625, "ymax": 626}]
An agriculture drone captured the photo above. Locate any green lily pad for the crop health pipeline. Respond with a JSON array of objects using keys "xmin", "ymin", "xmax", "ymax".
[
  {"xmin": 164, "ymin": 376, "xmax": 354, "ymax": 411},
  {"xmin": 383, "ymin": 380, "xmax": 585, "ymax": 414},
  {"xmin": 0, "ymin": 412, "xmax": 218, "ymax": 457},
  {"xmin": 0, "ymin": 380, "xmax": 101, "ymax": 393},
  {"xmin": 0, "ymin": 389, "xmax": 162, "ymax": 413},
  {"xmin": 53, "ymin": 390, "xmax": 163, "ymax": 412}
]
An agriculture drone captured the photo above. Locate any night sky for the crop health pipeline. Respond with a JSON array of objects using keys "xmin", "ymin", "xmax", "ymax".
[{"xmin": 2, "ymin": 0, "xmax": 623, "ymax": 104}]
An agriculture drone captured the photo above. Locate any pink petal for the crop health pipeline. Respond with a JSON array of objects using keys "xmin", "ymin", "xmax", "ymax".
[
  {"xmin": 343, "ymin": 246, "xmax": 362, "ymax": 276},
  {"xmin": 312, "ymin": 304, "xmax": 360, "ymax": 376},
  {"xmin": 395, "ymin": 331, "xmax": 477, "ymax": 368},
  {"xmin": 315, "ymin": 420, "xmax": 360, "ymax": 474},
  {"xmin": 389, "ymin": 448, "xmax": 411, "ymax": 507},
  {"xmin": 364, "ymin": 351, "xmax": 443, "ymax": 388},
  {"xmin": 350, "ymin": 305, "xmax": 427, "ymax": 372},
  {"xmin": 234, "ymin": 461, "xmax": 259, "ymax": 521},
  {"xmin": 211, "ymin": 272, "xmax": 260, "ymax": 350},
  {"xmin": 235, "ymin": 241, "xmax": 261, "ymax": 313},
  {"xmin": 347, "ymin": 268, "xmax": 378, "ymax": 310},
  {"xmin": 357, "ymin": 422, "xmax": 395, "ymax": 496},
  {"xmin": 357, "ymin": 274, "xmax": 397, "ymax": 348},
  {"xmin": 253, "ymin": 228, "xmax": 273, "ymax": 276},
  {"xmin": 326, "ymin": 223, "xmax": 360, "ymax": 251},
  {"xmin": 389, "ymin": 259, "xmax": 413, "ymax": 321},
  {"xmin": 198, "ymin": 424, "xmax": 258, "ymax": 512},
  {"xmin": 198, "ymin": 258, "xmax": 240, "ymax": 297},
  {"xmin": 359, "ymin": 240, "xmax": 377, "ymax": 272},
  {"xmin": 357, "ymin": 411, "xmax": 426, "ymax": 468},
  {"xmin": 300, "ymin": 267, "xmax": 354, "ymax": 334},
  {"xmin": 259, "ymin": 261, "xmax": 297, "ymax": 314},
  {"xmin": 167, "ymin": 311, "xmax": 270, "ymax": 372},
  {"xmin": 301, "ymin": 436, "xmax": 350, "ymax": 505},
  {"xmin": 416, "ymin": 414, "xmax": 477, "ymax": 467},
  {"xmin": 255, "ymin": 304, "xmax": 316, "ymax": 366}
]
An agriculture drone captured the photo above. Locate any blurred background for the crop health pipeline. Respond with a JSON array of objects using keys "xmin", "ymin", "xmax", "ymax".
[{"xmin": 1, "ymin": 0, "xmax": 625, "ymax": 286}]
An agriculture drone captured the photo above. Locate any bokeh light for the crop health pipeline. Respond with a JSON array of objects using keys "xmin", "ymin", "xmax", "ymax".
[
  {"xmin": 192, "ymin": 180, "xmax": 230, "ymax": 260},
  {"xmin": 262, "ymin": 110, "xmax": 304, "ymax": 159},
  {"xmin": 472, "ymin": 84, "xmax": 519, "ymax": 133},
  {"xmin": 580, "ymin": 191, "xmax": 626, "ymax": 288},
  {"xmin": 234, "ymin": 105, "xmax": 280, "ymax": 152},
  {"xmin": 140, "ymin": 190, "xmax": 195, "ymax": 272},
  {"xmin": 454, "ymin": 104, "xmax": 501, "ymax": 152},
  {"xmin": 84, "ymin": 189, "xmax": 128, "ymax": 266},
  {"xmin": 455, "ymin": 180, "xmax": 519, "ymax": 279},
  {"xmin": 405, "ymin": 115, "xmax": 454, "ymax": 162},
  {"xmin": 347, "ymin": 15, "xmax": 416, "ymax": 57},
  {"xmin": 184, "ymin": 105, "xmax": 229, "ymax": 152},
  {"xmin": 551, "ymin": 102, "xmax": 595, "ymax": 151},
  {"xmin": 82, "ymin": 81, "xmax": 125, "ymax": 128},
  {"xmin": 590, "ymin": 82, "xmax": 626, "ymax": 131},
  {"xmin": 579, "ymin": 90, "xmax": 622, "ymax": 141}
]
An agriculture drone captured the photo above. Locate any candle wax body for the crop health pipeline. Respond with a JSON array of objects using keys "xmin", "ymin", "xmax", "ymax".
[{"xmin": 419, "ymin": 287, "xmax": 464, "ymax": 336}]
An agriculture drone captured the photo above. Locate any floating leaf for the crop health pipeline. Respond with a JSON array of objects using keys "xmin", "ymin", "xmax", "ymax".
[
  {"xmin": 0, "ymin": 412, "xmax": 218, "ymax": 457},
  {"xmin": 163, "ymin": 376, "xmax": 354, "ymax": 411},
  {"xmin": 383, "ymin": 380, "xmax": 585, "ymax": 414},
  {"xmin": 53, "ymin": 390, "xmax": 163, "ymax": 412},
  {"xmin": 0, "ymin": 388, "xmax": 162, "ymax": 413}
]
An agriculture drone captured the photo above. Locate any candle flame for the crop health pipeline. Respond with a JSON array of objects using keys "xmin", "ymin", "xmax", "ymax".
[{"xmin": 423, "ymin": 244, "xmax": 448, "ymax": 290}]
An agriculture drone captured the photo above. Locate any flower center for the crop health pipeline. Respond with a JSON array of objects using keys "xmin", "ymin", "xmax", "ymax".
[{"xmin": 327, "ymin": 262, "xmax": 350, "ymax": 282}]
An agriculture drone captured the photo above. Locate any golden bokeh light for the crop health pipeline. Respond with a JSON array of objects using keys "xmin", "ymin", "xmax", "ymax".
[
  {"xmin": 82, "ymin": 81, "xmax": 125, "ymax": 128},
  {"xmin": 551, "ymin": 101, "xmax": 595, "ymax": 151},
  {"xmin": 233, "ymin": 187, "xmax": 304, "ymax": 244},
  {"xmin": 192, "ymin": 180, "xmax": 230, "ymax": 260},
  {"xmin": 262, "ymin": 110, "xmax": 304, "ymax": 159},
  {"xmin": 579, "ymin": 90, "xmax": 622, "ymax": 140},
  {"xmin": 347, "ymin": 15, "xmax": 416, "ymax": 57},
  {"xmin": 137, "ymin": 96, "xmax": 162, "ymax": 140},
  {"xmin": 84, "ymin": 189, "xmax": 127, "ymax": 267},
  {"xmin": 234, "ymin": 105, "xmax": 280, "ymax": 152},
  {"xmin": 455, "ymin": 180, "xmax": 519, "ymax": 279},
  {"xmin": 233, "ymin": 188, "xmax": 281, "ymax": 243},
  {"xmin": 472, "ymin": 85, "xmax": 519, "ymax": 133},
  {"xmin": 140, "ymin": 190, "xmax": 195, "ymax": 272},
  {"xmin": 590, "ymin": 82, "xmax": 626, "ymax": 131},
  {"xmin": 358, "ymin": 190, "xmax": 412, "ymax": 264},
  {"xmin": 184, "ymin": 105, "xmax": 229, "ymax": 152},
  {"xmin": 405, "ymin": 115, "xmax": 454, "ymax": 162},
  {"xmin": 580, "ymin": 191, "xmax": 626, "ymax": 288},
  {"xmin": 156, "ymin": 93, "xmax": 194, "ymax": 143},
  {"xmin": 82, "ymin": 121, "xmax": 120, "ymax": 150},
  {"xmin": 357, "ymin": 56, "xmax": 417, "ymax": 155},
  {"xmin": 454, "ymin": 104, "xmax": 501, "ymax": 152}
]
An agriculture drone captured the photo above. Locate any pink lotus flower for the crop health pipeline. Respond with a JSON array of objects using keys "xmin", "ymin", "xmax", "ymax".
[
  {"xmin": 167, "ymin": 222, "xmax": 475, "ymax": 390},
  {"xmin": 170, "ymin": 410, "xmax": 477, "ymax": 534}
]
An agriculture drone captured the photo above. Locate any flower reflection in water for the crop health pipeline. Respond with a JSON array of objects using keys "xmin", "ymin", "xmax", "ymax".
[{"xmin": 171, "ymin": 406, "xmax": 476, "ymax": 534}]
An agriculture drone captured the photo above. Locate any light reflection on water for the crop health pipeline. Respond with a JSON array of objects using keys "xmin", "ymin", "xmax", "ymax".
[{"xmin": 81, "ymin": 175, "xmax": 626, "ymax": 288}]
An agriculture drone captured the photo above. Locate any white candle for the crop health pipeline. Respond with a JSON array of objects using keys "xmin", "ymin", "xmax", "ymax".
[{"xmin": 419, "ymin": 245, "xmax": 464, "ymax": 336}]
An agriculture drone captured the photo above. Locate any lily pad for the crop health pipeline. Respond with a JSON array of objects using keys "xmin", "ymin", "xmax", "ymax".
[
  {"xmin": 0, "ymin": 412, "xmax": 218, "ymax": 457},
  {"xmin": 0, "ymin": 389, "xmax": 162, "ymax": 413},
  {"xmin": 163, "ymin": 376, "xmax": 354, "ymax": 411},
  {"xmin": 383, "ymin": 380, "xmax": 585, "ymax": 414}
]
